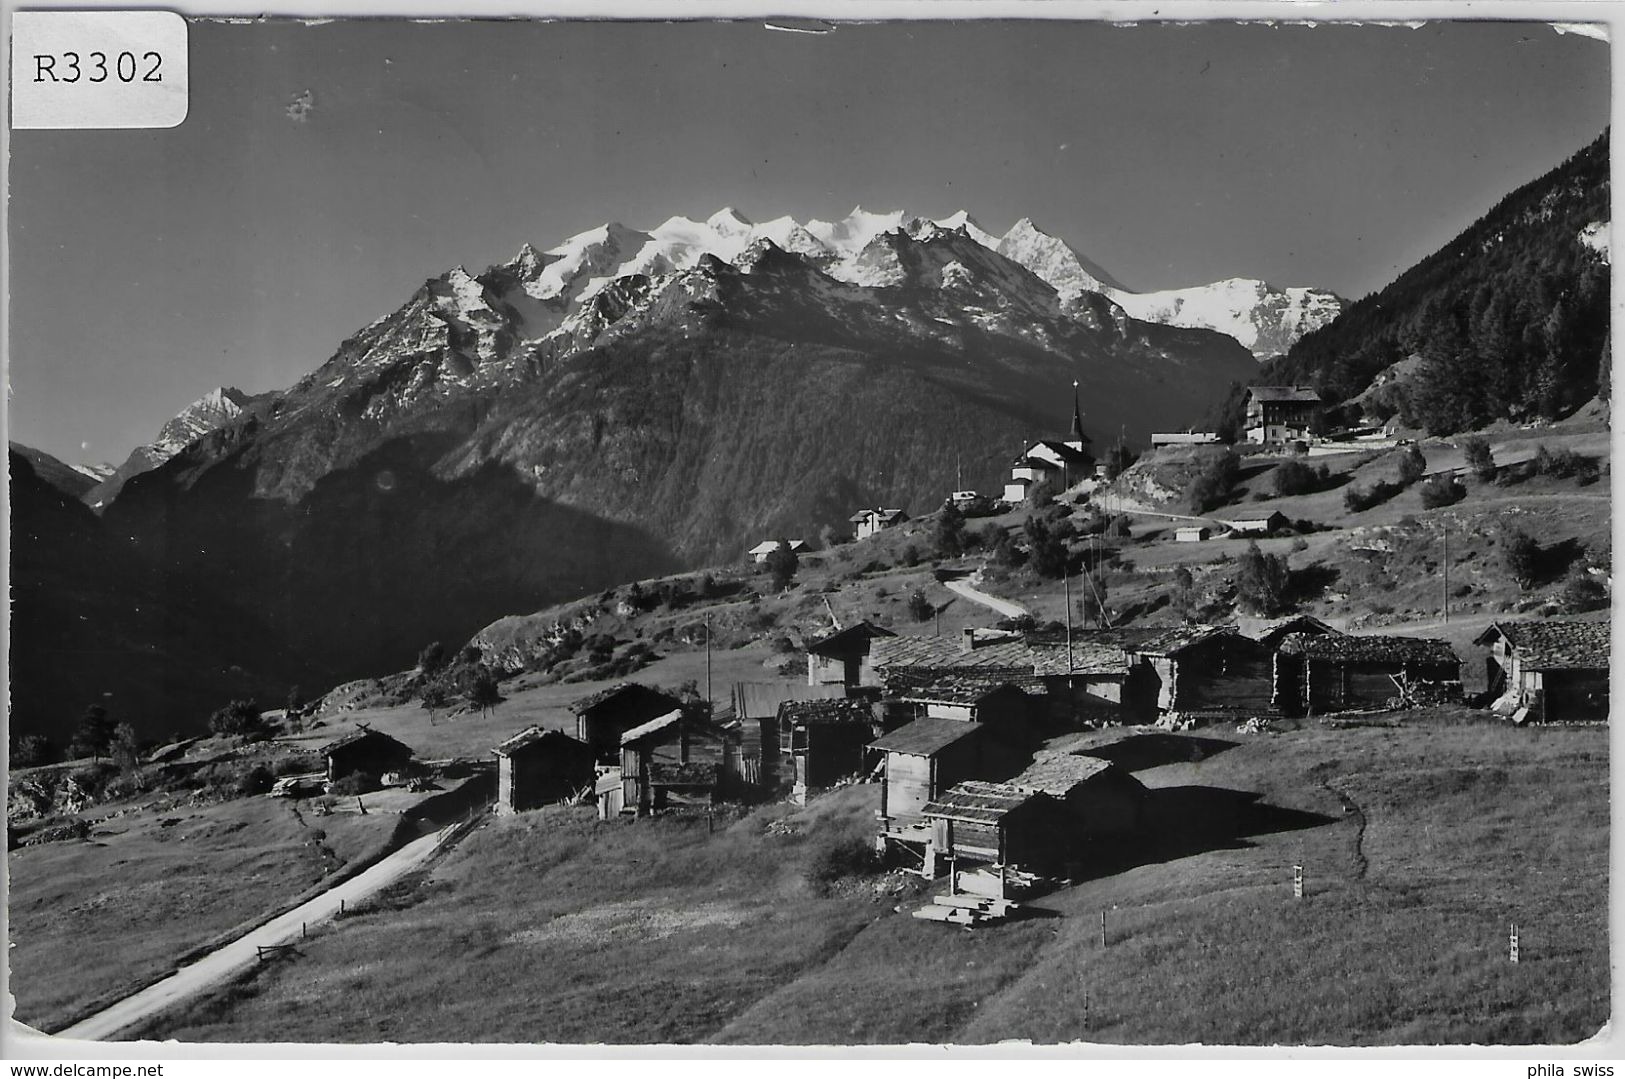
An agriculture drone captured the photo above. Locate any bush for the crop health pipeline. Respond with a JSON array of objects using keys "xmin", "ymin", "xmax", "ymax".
[
  {"xmin": 1185, "ymin": 451, "xmax": 1240, "ymax": 512},
  {"xmin": 1272, "ymin": 459, "xmax": 1329, "ymax": 497},
  {"xmin": 209, "ymin": 699, "xmax": 268, "ymax": 742},
  {"xmin": 906, "ymin": 589, "xmax": 934, "ymax": 623},
  {"xmin": 1558, "ymin": 571, "xmax": 1608, "ymax": 613},
  {"xmin": 236, "ymin": 764, "xmax": 275, "ymax": 797},
  {"xmin": 1418, "ymin": 473, "xmax": 1467, "ymax": 509},
  {"xmin": 1499, "ymin": 526, "xmax": 1540, "ymax": 590},
  {"xmin": 12, "ymin": 733, "xmax": 59, "ymax": 768},
  {"xmin": 329, "ymin": 772, "xmax": 377, "ymax": 797},
  {"xmin": 1344, "ymin": 480, "xmax": 1402, "ymax": 512},
  {"xmin": 1235, "ymin": 540, "xmax": 1292, "ymax": 616},
  {"xmin": 417, "ymin": 641, "xmax": 448, "ymax": 673},
  {"xmin": 1460, "ymin": 436, "xmax": 1496, "ymax": 481},
  {"xmin": 805, "ymin": 835, "xmax": 880, "ymax": 884},
  {"xmin": 1396, "ymin": 444, "xmax": 1427, "ymax": 486}
]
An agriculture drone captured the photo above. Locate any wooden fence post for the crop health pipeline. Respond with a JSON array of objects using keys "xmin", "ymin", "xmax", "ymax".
[
  {"xmin": 1100, "ymin": 909, "xmax": 1107, "ymax": 948},
  {"xmin": 1293, "ymin": 864, "xmax": 1304, "ymax": 900}
]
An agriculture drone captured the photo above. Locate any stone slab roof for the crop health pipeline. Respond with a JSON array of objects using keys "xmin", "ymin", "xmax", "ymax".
[{"xmin": 1475, "ymin": 620, "xmax": 1610, "ymax": 671}]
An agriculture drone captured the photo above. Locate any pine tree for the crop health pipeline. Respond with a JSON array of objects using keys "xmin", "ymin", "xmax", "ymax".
[{"xmin": 70, "ymin": 704, "xmax": 117, "ymax": 760}]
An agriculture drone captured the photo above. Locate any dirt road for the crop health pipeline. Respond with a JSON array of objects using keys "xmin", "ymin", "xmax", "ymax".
[
  {"xmin": 944, "ymin": 574, "xmax": 1028, "ymax": 619},
  {"xmin": 54, "ymin": 820, "xmax": 463, "ymax": 1042}
]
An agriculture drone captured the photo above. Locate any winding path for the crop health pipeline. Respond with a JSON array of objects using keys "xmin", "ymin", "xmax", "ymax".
[
  {"xmin": 943, "ymin": 573, "xmax": 1028, "ymax": 619},
  {"xmin": 55, "ymin": 820, "xmax": 465, "ymax": 1042}
]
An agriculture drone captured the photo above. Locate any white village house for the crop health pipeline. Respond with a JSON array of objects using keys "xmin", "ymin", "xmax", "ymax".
[
  {"xmin": 849, "ymin": 507, "xmax": 907, "ymax": 541},
  {"xmin": 747, "ymin": 539, "xmax": 806, "ymax": 563},
  {"xmin": 1002, "ymin": 386, "xmax": 1093, "ymax": 504}
]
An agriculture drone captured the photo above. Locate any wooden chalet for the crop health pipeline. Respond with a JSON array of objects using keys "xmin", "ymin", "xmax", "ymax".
[
  {"xmin": 492, "ymin": 726, "xmax": 594, "ymax": 815},
  {"xmin": 1174, "ymin": 525, "xmax": 1212, "ymax": 543},
  {"xmin": 619, "ymin": 709, "xmax": 740, "ymax": 816},
  {"xmin": 748, "ymin": 539, "xmax": 805, "ymax": 563},
  {"xmin": 1476, "ymin": 620, "xmax": 1610, "ymax": 723},
  {"xmin": 320, "ymin": 727, "xmax": 414, "ymax": 783},
  {"xmin": 1274, "ymin": 633, "xmax": 1460, "ymax": 715},
  {"xmin": 778, "ymin": 697, "xmax": 879, "ymax": 798},
  {"xmin": 1010, "ymin": 751, "xmax": 1147, "ymax": 837},
  {"xmin": 806, "ymin": 621, "xmax": 896, "ymax": 688},
  {"xmin": 570, "ymin": 682, "xmax": 684, "ymax": 761},
  {"xmin": 921, "ymin": 781, "xmax": 1066, "ymax": 873}
]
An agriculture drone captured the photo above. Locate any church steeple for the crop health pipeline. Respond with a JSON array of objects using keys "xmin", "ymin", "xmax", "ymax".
[{"xmin": 1069, "ymin": 381, "xmax": 1091, "ymax": 446}]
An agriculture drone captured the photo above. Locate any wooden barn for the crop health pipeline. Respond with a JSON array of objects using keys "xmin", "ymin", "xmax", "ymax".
[
  {"xmin": 1010, "ymin": 752, "xmax": 1147, "ymax": 837},
  {"xmin": 1274, "ymin": 633, "xmax": 1461, "ymax": 715},
  {"xmin": 806, "ymin": 621, "xmax": 896, "ymax": 688},
  {"xmin": 320, "ymin": 727, "xmax": 414, "ymax": 783},
  {"xmin": 871, "ymin": 717, "xmax": 987, "ymax": 849},
  {"xmin": 619, "ymin": 710, "xmax": 740, "ymax": 816},
  {"xmin": 1248, "ymin": 613, "xmax": 1341, "ymax": 652},
  {"xmin": 1476, "ymin": 620, "xmax": 1610, "ymax": 723},
  {"xmin": 492, "ymin": 726, "xmax": 595, "ymax": 815},
  {"xmin": 729, "ymin": 680, "xmax": 847, "ymax": 787},
  {"xmin": 571, "ymin": 682, "xmax": 684, "ymax": 761},
  {"xmin": 1078, "ymin": 626, "xmax": 1274, "ymax": 724},
  {"xmin": 778, "ymin": 697, "xmax": 879, "ymax": 798},
  {"xmin": 921, "ymin": 781, "xmax": 1066, "ymax": 873}
]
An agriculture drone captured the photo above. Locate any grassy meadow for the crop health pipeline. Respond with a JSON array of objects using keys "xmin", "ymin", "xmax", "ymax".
[
  {"xmin": 122, "ymin": 713, "xmax": 1608, "ymax": 1046},
  {"xmin": 8, "ymin": 795, "xmax": 399, "ymax": 1033}
]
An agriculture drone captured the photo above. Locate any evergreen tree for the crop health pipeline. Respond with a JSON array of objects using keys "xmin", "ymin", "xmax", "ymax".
[
  {"xmin": 1396, "ymin": 443, "xmax": 1428, "ymax": 486},
  {"xmin": 765, "ymin": 541, "xmax": 799, "ymax": 591},
  {"xmin": 1460, "ymin": 436, "xmax": 1496, "ymax": 481},
  {"xmin": 467, "ymin": 672, "xmax": 503, "ymax": 719},
  {"xmin": 935, "ymin": 501, "xmax": 966, "ymax": 558},
  {"xmin": 1499, "ymin": 526, "xmax": 1540, "ymax": 590},
  {"xmin": 70, "ymin": 704, "xmax": 117, "ymax": 760}
]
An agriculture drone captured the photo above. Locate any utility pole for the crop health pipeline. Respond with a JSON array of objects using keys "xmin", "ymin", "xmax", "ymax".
[
  {"xmin": 1064, "ymin": 565, "xmax": 1074, "ymax": 673},
  {"xmin": 705, "ymin": 612, "xmax": 713, "ymax": 714},
  {"xmin": 1442, "ymin": 520, "xmax": 1450, "ymax": 625}
]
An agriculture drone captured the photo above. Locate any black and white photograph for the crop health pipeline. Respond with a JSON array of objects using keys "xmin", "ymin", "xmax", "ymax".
[{"xmin": 4, "ymin": 5, "xmax": 1615, "ymax": 1053}]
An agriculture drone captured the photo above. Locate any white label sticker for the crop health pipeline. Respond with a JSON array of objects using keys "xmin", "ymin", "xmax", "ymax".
[{"xmin": 11, "ymin": 10, "xmax": 188, "ymax": 130}]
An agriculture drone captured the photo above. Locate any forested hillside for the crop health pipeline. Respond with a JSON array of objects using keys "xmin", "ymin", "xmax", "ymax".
[{"xmin": 1210, "ymin": 130, "xmax": 1609, "ymax": 436}]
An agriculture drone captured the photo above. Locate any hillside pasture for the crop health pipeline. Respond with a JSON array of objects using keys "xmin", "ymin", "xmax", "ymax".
[{"xmin": 121, "ymin": 716, "xmax": 1607, "ymax": 1046}]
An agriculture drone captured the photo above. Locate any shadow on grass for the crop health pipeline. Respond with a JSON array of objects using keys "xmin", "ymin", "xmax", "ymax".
[
  {"xmin": 1083, "ymin": 733, "xmax": 1241, "ymax": 772},
  {"xmin": 1078, "ymin": 785, "xmax": 1337, "ymax": 881}
]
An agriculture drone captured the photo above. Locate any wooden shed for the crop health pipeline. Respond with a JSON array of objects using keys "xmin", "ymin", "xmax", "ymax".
[
  {"xmin": 1476, "ymin": 619, "xmax": 1610, "ymax": 723},
  {"xmin": 893, "ymin": 678, "xmax": 1033, "ymax": 729},
  {"xmin": 870, "ymin": 717, "xmax": 986, "ymax": 833},
  {"xmin": 320, "ymin": 727, "xmax": 414, "ymax": 783},
  {"xmin": 570, "ymin": 682, "xmax": 684, "ymax": 761},
  {"xmin": 1009, "ymin": 752, "xmax": 1147, "ymax": 837},
  {"xmin": 619, "ymin": 709, "xmax": 740, "ymax": 816},
  {"xmin": 921, "ymin": 781, "xmax": 1065, "ymax": 870},
  {"xmin": 1175, "ymin": 526, "xmax": 1211, "ymax": 543},
  {"xmin": 492, "ymin": 726, "xmax": 594, "ymax": 815},
  {"xmin": 778, "ymin": 697, "xmax": 878, "ymax": 797},
  {"xmin": 805, "ymin": 621, "xmax": 896, "ymax": 688},
  {"xmin": 729, "ymin": 680, "xmax": 847, "ymax": 787},
  {"xmin": 594, "ymin": 768, "xmax": 625, "ymax": 819},
  {"xmin": 1274, "ymin": 633, "xmax": 1461, "ymax": 715}
]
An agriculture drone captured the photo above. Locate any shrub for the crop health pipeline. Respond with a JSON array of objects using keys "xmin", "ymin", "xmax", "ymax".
[
  {"xmin": 906, "ymin": 589, "xmax": 934, "ymax": 623},
  {"xmin": 805, "ymin": 835, "xmax": 879, "ymax": 884},
  {"xmin": 12, "ymin": 733, "xmax": 59, "ymax": 768},
  {"xmin": 329, "ymin": 772, "xmax": 377, "ymax": 797},
  {"xmin": 1460, "ymin": 436, "xmax": 1496, "ymax": 481},
  {"xmin": 1418, "ymin": 473, "xmax": 1466, "ymax": 509},
  {"xmin": 1024, "ymin": 512, "xmax": 1072, "ymax": 579},
  {"xmin": 1558, "ymin": 571, "xmax": 1608, "ymax": 613},
  {"xmin": 417, "ymin": 641, "xmax": 448, "ymax": 674},
  {"xmin": 236, "ymin": 764, "xmax": 275, "ymax": 797},
  {"xmin": 69, "ymin": 705, "xmax": 117, "ymax": 761},
  {"xmin": 1344, "ymin": 480, "xmax": 1402, "ymax": 512},
  {"xmin": 1236, "ymin": 540, "xmax": 1292, "ymax": 616},
  {"xmin": 1185, "ymin": 451, "xmax": 1240, "ymax": 512},
  {"xmin": 1499, "ymin": 526, "xmax": 1540, "ymax": 590},
  {"xmin": 1272, "ymin": 459, "xmax": 1329, "ymax": 497},
  {"xmin": 1106, "ymin": 516, "xmax": 1132, "ymax": 540},
  {"xmin": 1397, "ymin": 444, "xmax": 1427, "ymax": 486},
  {"xmin": 209, "ymin": 699, "xmax": 268, "ymax": 742},
  {"xmin": 1533, "ymin": 445, "xmax": 1600, "ymax": 483}
]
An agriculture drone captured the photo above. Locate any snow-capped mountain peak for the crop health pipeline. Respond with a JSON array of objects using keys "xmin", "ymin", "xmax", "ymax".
[{"xmin": 935, "ymin": 210, "xmax": 1000, "ymax": 249}]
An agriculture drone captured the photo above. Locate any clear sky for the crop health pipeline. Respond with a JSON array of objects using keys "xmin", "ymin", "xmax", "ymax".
[{"xmin": 7, "ymin": 17, "xmax": 1610, "ymax": 465}]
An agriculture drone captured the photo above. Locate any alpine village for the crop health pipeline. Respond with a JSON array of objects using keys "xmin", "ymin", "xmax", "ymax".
[{"xmin": 9, "ymin": 133, "xmax": 1612, "ymax": 1046}]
